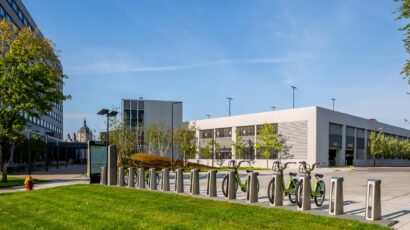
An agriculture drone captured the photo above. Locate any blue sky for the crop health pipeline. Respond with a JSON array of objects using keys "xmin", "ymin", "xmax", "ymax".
[{"xmin": 24, "ymin": 0, "xmax": 410, "ymax": 137}]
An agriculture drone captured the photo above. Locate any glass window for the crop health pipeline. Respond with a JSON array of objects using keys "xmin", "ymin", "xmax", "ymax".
[
  {"xmin": 216, "ymin": 128, "xmax": 232, "ymax": 138},
  {"xmin": 237, "ymin": 126, "xmax": 255, "ymax": 136},
  {"xmin": 200, "ymin": 129, "xmax": 213, "ymax": 139},
  {"xmin": 11, "ymin": 1, "xmax": 17, "ymax": 12}
]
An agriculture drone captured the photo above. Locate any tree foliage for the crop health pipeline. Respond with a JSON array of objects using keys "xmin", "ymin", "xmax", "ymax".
[
  {"xmin": 174, "ymin": 124, "xmax": 197, "ymax": 166},
  {"xmin": 108, "ymin": 117, "xmax": 137, "ymax": 165},
  {"xmin": 368, "ymin": 132, "xmax": 410, "ymax": 159},
  {"xmin": 395, "ymin": 0, "xmax": 410, "ymax": 80},
  {"xmin": 0, "ymin": 20, "xmax": 69, "ymax": 182},
  {"xmin": 256, "ymin": 123, "xmax": 292, "ymax": 168},
  {"xmin": 145, "ymin": 123, "xmax": 171, "ymax": 156},
  {"xmin": 232, "ymin": 130, "xmax": 247, "ymax": 159}
]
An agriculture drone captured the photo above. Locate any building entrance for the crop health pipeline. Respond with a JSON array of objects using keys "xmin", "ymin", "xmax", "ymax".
[
  {"xmin": 329, "ymin": 149, "xmax": 337, "ymax": 166},
  {"xmin": 345, "ymin": 150, "xmax": 354, "ymax": 166}
]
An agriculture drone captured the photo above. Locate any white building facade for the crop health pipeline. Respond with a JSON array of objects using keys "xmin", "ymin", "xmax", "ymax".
[{"xmin": 191, "ymin": 106, "xmax": 410, "ymax": 168}]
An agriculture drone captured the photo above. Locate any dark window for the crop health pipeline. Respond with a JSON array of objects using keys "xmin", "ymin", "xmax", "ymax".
[
  {"xmin": 200, "ymin": 129, "xmax": 213, "ymax": 139},
  {"xmin": 237, "ymin": 126, "xmax": 255, "ymax": 136},
  {"xmin": 215, "ymin": 148, "xmax": 232, "ymax": 159},
  {"xmin": 346, "ymin": 126, "xmax": 355, "ymax": 150},
  {"xmin": 329, "ymin": 123, "xmax": 342, "ymax": 149},
  {"xmin": 216, "ymin": 128, "xmax": 232, "ymax": 138}
]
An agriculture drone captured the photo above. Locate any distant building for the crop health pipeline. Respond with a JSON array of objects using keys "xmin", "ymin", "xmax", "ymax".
[
  {"xmin": 77, "ymin": 119, "xmax": 93, "ymax": 143},
  {"xmin": 121, "ymin": 99, "xmax": 183, "ymax": 153},
  {"xmin": 191, "ymin": 106, "xmax": 410, "ymax": 168}
]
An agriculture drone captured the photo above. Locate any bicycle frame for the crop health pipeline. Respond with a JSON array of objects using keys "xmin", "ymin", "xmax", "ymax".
[{"xmin": 228, "ymin": 160, "xmax": 252, "ymax": 192}]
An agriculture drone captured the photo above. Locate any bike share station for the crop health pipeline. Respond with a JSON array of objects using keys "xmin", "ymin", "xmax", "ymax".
[
  {"xmin": 87, "ymin": 141, "xmax": 117, "ymax": 185},
  {"xmin": 94, "ymin": 156, "xmax": 395, "ymax": 227}
]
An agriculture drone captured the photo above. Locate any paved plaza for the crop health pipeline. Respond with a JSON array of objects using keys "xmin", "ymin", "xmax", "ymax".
[
  {"xmin": 169, "ymin": 167, "xmax": 410, "ymax": 229},
  {"xmin": 1, "ymin": 165, "xmax": 410, "ymax": 229}
]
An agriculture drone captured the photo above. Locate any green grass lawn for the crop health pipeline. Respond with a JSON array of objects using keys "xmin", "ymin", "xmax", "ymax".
[
  {"xmin": 0, "ymin": 176, "xmax": 49, "ymax": 188},
  {"xmin": 0, "ymin": 185, "xmax": 387, "ymax": 230}
]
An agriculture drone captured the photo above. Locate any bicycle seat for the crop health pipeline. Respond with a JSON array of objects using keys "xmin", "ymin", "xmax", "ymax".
[
  {"xmin": 315, "ymin": 173, "xmax": 324, "ymax": 178},
  {"xmin": 246, "ymin": 170, "xmax": 253, "ymax": 173},
  {"xmin": 289, "ymin": 172, "xmax": 297, "ymax": 177}
]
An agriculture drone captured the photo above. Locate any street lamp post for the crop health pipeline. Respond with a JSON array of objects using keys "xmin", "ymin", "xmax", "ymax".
[
  {"xmin": 331, "ymin": 98, "xmax": 336, "ymax": 111},
  {"xmin": 97, "ymin": 109, "xmax": 118, "ymax": 169},
  {"xmin": 291, "ymin": 86, "xmax": 297, "ymax": 109},
  {"xmin": 226, "ymin": 97, "xmax": 233, "ymax": 116},
  {"xmin": 171, "ymin": 102, "xmax": 182, "ymax": 171}
]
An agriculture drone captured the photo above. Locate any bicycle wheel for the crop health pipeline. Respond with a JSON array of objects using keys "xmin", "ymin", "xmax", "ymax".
[
  {"xmin": 222, "ymin": 175, "xmax": 238, "ymax": 197},
  {"xmin": 314, "ymin": 180, "xmax": 326, "ymax": 207},
  {"xmin": 155, "ymin": 174, "xmax": 161, "ymax": 186},
  {"xmin": 288, "ymin": 178, "xmax": 298, "ymax": 204},
  {"xmin": 124, "ymin": 170, "xmax": 129, "ymax": 186},
  {"xmin": 267, "ymin": 178, "xmax": 275, "ymax": 204},
  {"xmin": 295, "ymin": 179, "xmax": 303, "ymax": 208}
]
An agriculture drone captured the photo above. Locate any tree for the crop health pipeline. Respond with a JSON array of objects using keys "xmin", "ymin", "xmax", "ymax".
[
  {"xmin": 0, "ymin": 20, "xmax": 69, "ymax": 182},
  {"xmin": 256, "ymin": 124, "xmax": 278, "ymax": 168},
  {"xmin": 232, "ymin": 130, "xmax": 247, "ymax": 160},
  {"xmin": 174, "ymin": 124, "xmax": 197, "ymax": 166},
  {"xmin": 145, "ymin": 122, "xmax": 171, "ymax": 156},
  {"xmin": 395, "ymin": 0, "xmax": 410, "ymax": 80},
  {"xmin": 108, "ymin": 117, "xmax": 137, "ymax": 165},
  {"xmin": 256, "ymin": 123, "xmax": 292, "ymax": 168}
]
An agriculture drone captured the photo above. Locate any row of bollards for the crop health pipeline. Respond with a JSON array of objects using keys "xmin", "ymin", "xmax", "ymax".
[{"xmin": 100, "ymin": 167, "xmax": 382, "ymax": 221}]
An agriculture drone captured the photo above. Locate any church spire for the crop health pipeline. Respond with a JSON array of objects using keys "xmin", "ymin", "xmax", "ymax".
[{"xmin": 83, "ymin": 118, "xmax": 86, "ymax": 127}]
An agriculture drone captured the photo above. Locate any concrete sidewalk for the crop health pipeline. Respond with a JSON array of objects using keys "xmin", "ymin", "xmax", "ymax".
[{"xmin": 0, "ymin": 164, "xmax": 89, "ymax": 194}]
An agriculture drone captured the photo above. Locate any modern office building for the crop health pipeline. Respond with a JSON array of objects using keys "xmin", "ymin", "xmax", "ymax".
[
  {"xmin": 191, "ymin": 106, "xmax": 410, "ymax": 167},
  {"xmin": 0, "ymin": 0, "xmax": 64, "ymax": 140},
  {"xmin": 121, "ymin": 99, "xmax": 183, "ymax": 153}
]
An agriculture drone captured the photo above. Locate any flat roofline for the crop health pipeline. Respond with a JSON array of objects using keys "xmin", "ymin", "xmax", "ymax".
[{"xmin": 121, "ymin": 98, "xmax": 182, "ymax": 103}]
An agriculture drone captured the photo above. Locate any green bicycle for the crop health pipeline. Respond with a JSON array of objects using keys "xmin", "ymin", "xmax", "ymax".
[
  {"xmin": 222, "ymin": 160, "xmax": 260, "ymax": 197},
  {"xmin": 267, "ymin": 161, "xmax": 298, "ymax": 204},
  {"xmin": 295, "ymin": 161, "xmax": 326, "ymax": 207}
]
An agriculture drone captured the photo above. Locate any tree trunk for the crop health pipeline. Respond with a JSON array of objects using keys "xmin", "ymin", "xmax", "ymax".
[{"xmin": 1, "ymin": 163, "xmax": 7, "ymax": 182}]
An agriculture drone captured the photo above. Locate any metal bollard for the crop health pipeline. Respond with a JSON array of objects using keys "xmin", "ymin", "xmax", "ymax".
[
  {"xmin": 246, "ymin": 172, "xmax": 259, "ymax": 203},
  {"xmin": 117, "ymin": 167, "xmax": 124, "ymax": 187},
  {"xmin": 207, "ymin": 170, "xmax": 218, "ymax": 197},
  {"xmin": 161, "ymin": 168, "xmax": 170, "ymax": 191},
  {"xmin": 297, "ymin": 175, "xmax": 311, "ymax": 211},
  {"xmin": 100, "ymin": 166, "xmax": 107, "ymax": 185},
  {"xmin": 365, "ymin": 179, "xmax": 382, "ymax": 221},
  {"xmin": 149, "ymin": 168, "xmax": 157, "ymax": 190},
  {"xmin": 107, "ymin": 145, "xmax": 117, "ymax": 186},
  {"xmin": 329, "ymin": 176, "xmax": 344, "ymax": 215},
  {"xmin": 127, "ymin": 167, "xmax": 135, "ymax": 188},
  {"xmin": 138, "ymin": 167, "xmax": 145, "ymax": 189},
  {"xmin": 190, "ymin": 169, "xmax": 200, "ymax": 195},
  {"xmin": 227, "ymin": 170, "xmax": 236, "ymax": 200},
  {"xmin": 175, "ymin": 168, "xmax": 184, "ymax": 193},
  {"xmin": 271, "ymin": 173, "xmax": 283, "ymax": 206}
]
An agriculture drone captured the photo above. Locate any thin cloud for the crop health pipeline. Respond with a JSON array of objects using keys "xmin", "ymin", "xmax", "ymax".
[{"xmin": 67, "ymin": 57, "xmax": 299, "ymax": 75}]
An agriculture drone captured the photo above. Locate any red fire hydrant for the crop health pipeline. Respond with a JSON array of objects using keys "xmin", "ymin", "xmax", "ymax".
[{"xmin": 24, "ymin": 176, "xmax": 34, "ymax": 190}]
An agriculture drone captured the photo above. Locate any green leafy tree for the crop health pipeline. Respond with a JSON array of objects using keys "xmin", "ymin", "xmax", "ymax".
[
  {"xmin": 368, "ymin": 132, "xmax": 384, "ymax": 159},
  {"xmin": 174, "ymin": 124, "xmax": 197, "ymax": 166},
  {"xmin": 256, "ymin": 124, "xmax": 278, "ymax": 168},
  {"xmin": 395, "ymin": 0, "xmax": 410, "ymax": 80},
  {"xmin": 145, "ymin": 122, "xmax": 171, "ymax": 156},
  {"xmin": 108, "ymin": 117, "xmax": 137, "ymax": 165},
  {"xmin": 0, "ymin": 20, "xmax": 69, "ymax": 182},
  {"xmin": 256, "ymin": 123, "xmax": 292, "ymax": 168},
  {"xmin": 232, "ymin": 130, "xmax": 247, "ymax": 160}
]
